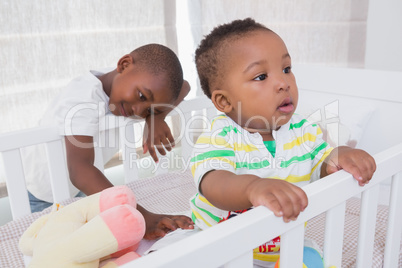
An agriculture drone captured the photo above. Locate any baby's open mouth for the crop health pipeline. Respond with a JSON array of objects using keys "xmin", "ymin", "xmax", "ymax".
[{"xmin": 277, "ymin": 98, "xmax": 294, "ymax": 113}]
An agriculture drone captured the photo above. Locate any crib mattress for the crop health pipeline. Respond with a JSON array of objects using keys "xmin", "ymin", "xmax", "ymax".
[{"xmin": 0, "ymin": 171, "xmax": 400, "ymax": 267}]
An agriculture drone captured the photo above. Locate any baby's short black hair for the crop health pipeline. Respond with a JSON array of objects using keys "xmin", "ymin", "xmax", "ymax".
[
  {"xmin": 195, "ymin": 18, "xmax": 272, "ymax": 98},
  {"xmin": 131, "ymin": 44, "xmax": 183, "ymax": 101}
]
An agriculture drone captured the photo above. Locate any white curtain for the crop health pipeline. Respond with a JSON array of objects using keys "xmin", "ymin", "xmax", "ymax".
[
  {"xmin": 0, "ymin": 0, "xmax": 370, "ymax": 132},
  {"xmin": 185, "ymin": 0, "xmax": 369, "ymax": 69},
  {"xmin": 0, "ymin": 0, "xmax": 177, "ymax": 133}
]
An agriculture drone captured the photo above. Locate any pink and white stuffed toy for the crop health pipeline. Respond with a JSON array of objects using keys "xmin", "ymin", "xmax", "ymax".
[{"xmin": 19, "ymin": 185, "xmax": 145, "ymax": 267}]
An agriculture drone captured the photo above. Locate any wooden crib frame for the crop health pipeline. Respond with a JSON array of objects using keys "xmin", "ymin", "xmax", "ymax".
[{"xmin": 1, "ymin": 65, "xmax": 401, "ymax": 267}]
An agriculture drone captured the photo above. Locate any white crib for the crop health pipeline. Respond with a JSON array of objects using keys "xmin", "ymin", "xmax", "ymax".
[
  {"xmin": 0, "ymin": 65, "xmax": 401, "ymax": 268},
  {"xmin": 125, "ymin": 144, "xmax": 402, "ymax": 268}
]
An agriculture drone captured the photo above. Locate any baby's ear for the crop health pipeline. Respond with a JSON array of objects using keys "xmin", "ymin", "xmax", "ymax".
[
  {"xmin": 117, "ymin": 54, "xmax": 133, "ymax": 73},
  {"xmin": 211, "ymin": 90, "xmax": 232, "ymax": 113}
]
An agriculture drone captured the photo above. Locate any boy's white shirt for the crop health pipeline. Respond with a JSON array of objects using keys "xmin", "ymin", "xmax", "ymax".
[{"xmin": 23, "ymin": 68, "xmax": 119, "ymax": 203}]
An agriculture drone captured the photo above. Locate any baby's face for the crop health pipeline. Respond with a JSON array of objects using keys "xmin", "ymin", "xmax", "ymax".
[
  {"xmin": 220, "ymin": 30, "xmax": 298, "ymax": 131},
  {"xmin": 109, "ymin": 65, "xmax": 173, "ymax": 119}
]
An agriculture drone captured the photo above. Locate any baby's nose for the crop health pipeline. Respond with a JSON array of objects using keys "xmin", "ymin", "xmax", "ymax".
[{"xmin": 275, "ymin": 74, "xmax": 290, "ymax": 92}]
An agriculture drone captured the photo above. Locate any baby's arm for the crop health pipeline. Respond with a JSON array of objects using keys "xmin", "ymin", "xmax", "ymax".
[
  {"xmin": 200, "ymin": 170, "xmax": 308, "ymax": 222},
  {"xmin": 320, "ymin": 146, "xmax": 376, "ymax": 186},
  {"xmin": 143, "ymin": 80, "xmax": 191, "ymax": 162}
]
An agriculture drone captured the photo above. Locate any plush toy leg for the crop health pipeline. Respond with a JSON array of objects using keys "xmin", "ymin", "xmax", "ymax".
[
  {"xmin": 19, "ymin": 213, "xmax": 51, "ymax": 256},
  {"xmin": 274, "ymin": 246, "xmax": 324, "ymax": 268},
  {"xmin": 98, "ymin": 186, "xmax": 141, "ymax": 259},
  {"xmin": 110, "ymin": 244, "xmax": 140, "ymax": 258},
  {"xmin": 101, "ymin": 252, "xmax": 141, "ymax": 268},
  {"xmin": 71, "ymin": 204, "xmax": 146, "ymax": 264},
  {"xmin": 50, "ymin": 185, "xmax": 137, "ymax": 223},
  {"xmin": 23, "ymin": 186, "xmax": 138, "ymax": 250},
  {"xmin": 84, "ymin": 185, "xmax": 137, "ymax": 221},
  {"xmin": 99, "ymin": 185, "xmax": 137, "ymax": 212},
  {"xmin": 25, "ymin": 204, "xmax": 145, "ymax": 267}
]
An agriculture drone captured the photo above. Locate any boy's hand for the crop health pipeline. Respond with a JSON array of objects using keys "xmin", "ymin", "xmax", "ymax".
[
  {"xmin": 246, "ymin": 178, "xmax": 308, "ymax": 223},
  {"xmin": 141, "ymin": 210, "xmax": 194, "ymax": 240},
  {"xmin": 143, "ymin": 115, "xmax": 175, "ymax": 162},
  {"xmin": 322, "ymin": 146, "xmax": 376, "ymax": 186}
]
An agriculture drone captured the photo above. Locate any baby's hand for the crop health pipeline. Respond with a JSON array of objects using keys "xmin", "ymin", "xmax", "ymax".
[
  {"xmin": 143, "ymin": 115, "xmax": 175, "ymax": 162},
  {"xmin": 323, "ymin": 146, "xmax": 376, "ymax": 186},
  {"xmin": 247, "ymin": 179, "xmax": 308, "ymax": 222}
]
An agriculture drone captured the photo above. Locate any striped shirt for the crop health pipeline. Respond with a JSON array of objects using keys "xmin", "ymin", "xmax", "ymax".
[{"xmin": 190, "ymin": 114, "xmax": 333, "ymax": 230}]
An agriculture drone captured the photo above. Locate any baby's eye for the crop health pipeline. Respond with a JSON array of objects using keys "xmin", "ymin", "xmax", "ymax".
[
  {"xmin": 139, "ymin": 91, "xmax": 146, "ymax": 101},
  {"xmin": 283, "ymin": 66, "xmax": 292, "ymax": 74},
  {"xmin": 254, "ymin": 74, "xmax": 267, "ymax": 81}
]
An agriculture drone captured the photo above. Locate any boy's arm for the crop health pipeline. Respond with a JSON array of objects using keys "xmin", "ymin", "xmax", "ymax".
[
  {"xmin": 200, "ymin": 170, "xmax": 308, "ymax": 222},
  {"xmin": 320, "ymin": 146, "xmax": 376, "ymax": 186},
  {"xmin": 65, "ymin": 135, "xmax": 193, "ymax": 237},
  {"xmin": 65, "ymin": 135, "xmax": 113, "ymax": 195},
  {"xmin": 143, "ymin": 80, "xmax": 191, "ymax": 162}
]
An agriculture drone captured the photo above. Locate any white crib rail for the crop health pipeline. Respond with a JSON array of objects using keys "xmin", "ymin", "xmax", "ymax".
[
  {"xmin": 124, "ymin": 143, "xmax": 402, "ymax": 268},
  {"xmin": 384, "ymin": 172, "xmax": 402, "ymax": 268},
  {"xmin": 0, "ymin": 126, "xmax": 71, "ymax": 220}
]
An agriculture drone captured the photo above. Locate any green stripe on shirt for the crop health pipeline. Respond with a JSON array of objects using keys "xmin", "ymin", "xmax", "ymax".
[
  {"xmin": 289, "ymin": 119, "xmax": 307, "ymax": 130},
  {"xmin": 236, "ymin": 160, "xmax": 270, "ymax": 169},
  {"xmin": 190, "ymin": 150, "xmax": 235, "ymax": 162},
  {"xmin": 263, "ymin": 140, "xmax": 276, "ymax": 157},
  {"xmin": 191, "ymin": 195, "xmax": 221, "ymax": 223},
  {"xmin": 280, "ymin": 141, "xmax": 328, "ymax": 168},
  {"xmin": 218, "ymin": 125, "xmax": 242, "ymax": 137}
]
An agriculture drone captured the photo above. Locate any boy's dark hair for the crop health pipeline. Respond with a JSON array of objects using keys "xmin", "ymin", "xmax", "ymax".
[
  {"xmin": 131, "ymin": 44, "xmax": 183, "ymax": 100},
  {"xmin": 195, "ymin": 18, "xmax": 272, "ymax": 98}
]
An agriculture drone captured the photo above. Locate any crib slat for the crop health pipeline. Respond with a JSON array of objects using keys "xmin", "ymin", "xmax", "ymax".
[
  {"xmin": 181, "ymin": 111, "xmax": 193, "ymax": 163},
  {"xmin": 280, "ymin": 224, "xmax": 305, "ymax": 268},
  {"xmin": 174, "ymin": 96, "xmax": 216, "ymax": 164},
  {"xmin": 45, "ymin": 139, "xmax": 71, "ymax": 203},
  {"xmin": 224, "ymin": 250, "xmax": 253, "ymax": 268},
  {"xmin": 206, "ymin": 106, "xmax": 218, "ymax": 121},
  {"xmin": 356, "ymin": 185, "xmax": 380, "ymax": 268},
  {"xmin": 323, "ymin": 201, "xmax": 346, "ymax": 268},
  {"xmin": 121, "ymin": 122, "xmax": 139, "ymax": 183},
  {"xmin": 0, "ymin": 126, "xmax": 61, "ymax": 151},
  {"xmin": 384, "ymin": 172, "xmax": 402, "ymax": 268},
  {"xmin": 176, "ymin": 96, "xmax": 214, "ymax": 113},
  {"xmin": 2, "ymin": 149, "xmax": 31, "ymax": 219}
]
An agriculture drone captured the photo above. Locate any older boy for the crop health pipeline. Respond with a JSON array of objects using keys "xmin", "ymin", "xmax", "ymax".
[
  {"xmin": 191, "ymin": 18, "xmax": 376, "ymax": 266},
  {"xmin": 26, "ymin": 44, "xmax": 193, "ymax": 239}
]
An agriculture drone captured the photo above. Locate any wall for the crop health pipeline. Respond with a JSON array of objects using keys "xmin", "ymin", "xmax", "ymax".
[
  {"xmin": 365, "ymin": 0, "xmax": 402, "ymax": 72},
  {"xmin": 187, "ymin": 0, "xmax": 369, "ymax": 67},
  {"xmin": 181, "ymin": 0, "xmax": 369, "ymax": 96}
]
